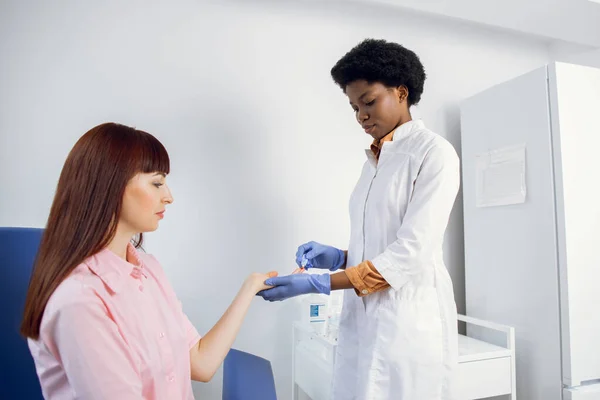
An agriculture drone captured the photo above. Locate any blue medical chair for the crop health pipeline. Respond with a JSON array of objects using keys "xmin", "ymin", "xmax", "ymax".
[
  {"xmin": 223, "ymin": 348, "xmax": 277, "ymax": 400},
  {"xmin": 0, "ymin": 227, "xmax": 44, "ymax": 399}
]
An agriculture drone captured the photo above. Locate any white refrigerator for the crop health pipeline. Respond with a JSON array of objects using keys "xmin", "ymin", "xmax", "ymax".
[{"xmin": 460, "ymin": 62, "xmax": 600, "ymax": 400}]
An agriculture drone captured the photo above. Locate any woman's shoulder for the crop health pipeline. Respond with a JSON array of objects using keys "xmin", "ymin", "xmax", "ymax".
[
  {"xmin": 38, "ymin": 263, "xmax": 108, "ymax": 338},
  {"xmin": 409, "ymin": 124, "xmax": 454, "ymax": 151},
  {"xmin": 391, "ymin": 124, "xmax": 458, "ymax": 162},
  {"xmin": 47, "ymin": 263, "xmax": 104, "ymax": 307}
]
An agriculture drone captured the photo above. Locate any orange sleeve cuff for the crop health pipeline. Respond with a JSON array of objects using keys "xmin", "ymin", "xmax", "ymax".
[{"xmin": 345, "ymin": 260, "xmax": 391, "ymax": 297}]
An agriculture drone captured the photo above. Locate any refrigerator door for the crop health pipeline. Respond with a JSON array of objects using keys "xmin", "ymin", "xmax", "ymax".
[
  {"xmin": 461, "ymin": 65, "xmax": 563, "ymax": 400},
  {"xmin": 549, "ymin": 62, "xmax": 600, "ymax": 387}
]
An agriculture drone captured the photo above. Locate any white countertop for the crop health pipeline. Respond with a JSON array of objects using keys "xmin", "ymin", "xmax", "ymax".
[{"xmin": 294, "ymin": 321, "xmax": 512, "ymax": 364}]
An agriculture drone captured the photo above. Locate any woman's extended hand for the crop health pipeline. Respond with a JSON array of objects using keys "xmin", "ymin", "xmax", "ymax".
[{"xmin": 245, "ymin": 271, "xmax": 278, "ymax": 294}]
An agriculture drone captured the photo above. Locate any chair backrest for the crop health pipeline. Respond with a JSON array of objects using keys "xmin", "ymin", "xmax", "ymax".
[
  {"xmin": 223, "ymin": 348, "xmax": 277, "ymax": 400},
  {"xmin": 0, "ymin": 227, "xmax": 44, "ymax": 400}
]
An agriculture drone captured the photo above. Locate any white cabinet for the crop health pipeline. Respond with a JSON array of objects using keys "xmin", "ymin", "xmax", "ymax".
[
  {"xmin": 292, "ymin": 322, "xmax": 337, "ymax": 400},
  {"xmin": 456, "ymin": 336, "xmax": 513, "ymax": 399},
  {"xmin": 292, "ymin": 315, "xmax": 516, "ymax": 400}
]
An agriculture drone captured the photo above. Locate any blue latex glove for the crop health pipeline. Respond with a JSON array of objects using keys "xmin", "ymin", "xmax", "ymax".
[
  {"xmin": 295, "ymin": 241, "xmax": 345, "ymax": 271},
  {"xmin": 257, "ymin": 274, "xmax": 331, "ymax": 302}
]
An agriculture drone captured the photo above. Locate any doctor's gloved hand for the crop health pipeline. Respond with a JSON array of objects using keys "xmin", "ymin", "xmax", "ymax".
[
  {"xmin": 295, "ymin": 241, "xmax": 345, "ymax": 271},
  {"xmin": 257, "ymin": 273, "xmax": 331, "ymax": 302}
]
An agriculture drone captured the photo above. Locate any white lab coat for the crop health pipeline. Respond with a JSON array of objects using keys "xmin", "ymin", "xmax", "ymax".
[{"xmin": 331, "ymin": 120, "xmax": 459, "ymax": 400}]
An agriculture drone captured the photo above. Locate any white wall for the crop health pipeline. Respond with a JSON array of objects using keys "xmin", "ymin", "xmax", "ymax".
[{"xmin": 0, "ymin": 0, "xmax": 553, "ymax": 398}]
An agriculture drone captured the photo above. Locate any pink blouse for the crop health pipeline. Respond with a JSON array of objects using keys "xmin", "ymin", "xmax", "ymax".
[{"xmin": 28, "ymin": 243, "xmax": 201, "ymax": 399}]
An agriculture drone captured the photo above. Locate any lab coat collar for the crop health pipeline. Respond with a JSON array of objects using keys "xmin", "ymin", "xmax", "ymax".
[
  {"xmin": 392, "ymin": 119, "xmax": 424, "ymax": 141},
  {"xmin": 364, "ymin": 119, "xmax": 425, "ymax": 166}
]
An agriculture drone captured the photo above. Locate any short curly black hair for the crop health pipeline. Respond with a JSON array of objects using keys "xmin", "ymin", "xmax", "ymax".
[{"xmin": 331, "ymin": 39, "xmax": 426, "ymax": 106}]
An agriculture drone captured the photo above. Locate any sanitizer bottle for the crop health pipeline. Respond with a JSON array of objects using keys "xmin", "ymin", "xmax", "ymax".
[{"xmin": 306, "ymin": 294, "xmax": 328, "ymax": 335}]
